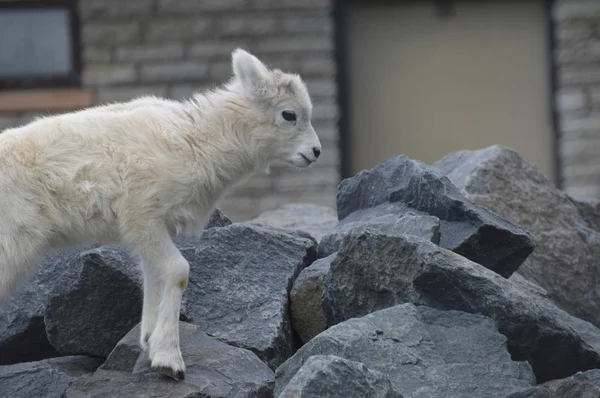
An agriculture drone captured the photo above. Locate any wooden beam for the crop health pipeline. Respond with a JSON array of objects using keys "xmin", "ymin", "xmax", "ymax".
[{"xmin": 0, "ymin": 88, "xmax": 93, "ymax": 113}]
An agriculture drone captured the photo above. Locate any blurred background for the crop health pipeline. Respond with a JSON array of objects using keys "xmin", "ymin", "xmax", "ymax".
[{"xmin": 0, "ymin": 0, "xmax": 597, "ymax": 220}]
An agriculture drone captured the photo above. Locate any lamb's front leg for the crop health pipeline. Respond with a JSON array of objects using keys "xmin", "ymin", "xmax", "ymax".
[
  {"xmin": 139, "ymin": 258, "xmax": 162, "ymax": 351},
  {"xmin": 133, "ymin": 229, "xmax": 189, "ymax": 380}
]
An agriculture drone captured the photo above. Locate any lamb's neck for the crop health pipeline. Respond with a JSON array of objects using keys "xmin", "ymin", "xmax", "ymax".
[{"xmin": 186, "ymin": 86, "xmax": 261, "ymax": 192}]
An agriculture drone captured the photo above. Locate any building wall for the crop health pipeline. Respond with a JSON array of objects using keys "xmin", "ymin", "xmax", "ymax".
[
  {"xmin": 0, "ymin": 0, "xmax": 339, "ymax": 221},
  {"xmin": 553, "ymin": 1, "xmax": 600, "ymax": 200}
]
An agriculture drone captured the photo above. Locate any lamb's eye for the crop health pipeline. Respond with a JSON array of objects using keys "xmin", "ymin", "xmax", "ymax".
[{"xmin": 282, "ymin": 110, "xmax": 296, "ymax": 122}]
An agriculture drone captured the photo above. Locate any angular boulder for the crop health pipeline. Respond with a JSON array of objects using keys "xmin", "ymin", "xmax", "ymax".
[
  {"xmin": 290, "ymin": 255, "xmax": 333, "ymax": 343},
  {"xmin": 205, "ymin": 208, "xmax": 232, "ymax": 229},
  {"xmin": 508, "ymin": 370, "xmax": 600, "ymax": 398},
  {"xmin": 0, "ymin": 355, "xmax": 102, "ymax": 398},
  {"xmin": 278, "ymin": 355, "xmax": 403, "ymax": 398},
  {"xmin": 248, "ymin": 203, "xmax": 337, "ymax": 243},
  {"xmin": 318, "ymin": 208, "xmax": 441, "ymax": 258},
  {"xmin": 0, "ymin": 246, "xmax": 100, "ymax": 365},
  {"xmin": 276, "ymin": 303, "xmax": 535, "ymax": 398},
  {"xmin": 44, "ymin": 246, "xmax": 143, "ymax": 358},
  {"xmin": 569, "ymin": 196, "xmax": 600, "ymax": 232},
  {"xmin": 503, "ymin": 274, "xmax": 600, "ymax": 351},
  {"xmin": 508, "ymin": 273, "xmax": 551, "ymax": 300},
  {"xmin": 99, "ymin": 322, "xmax": 145, "ymax": 373},
  {"xmin": 66, "ymin": 322, "xmax": 275, "ymax": 398},
  {"xmin": 334, "ymin": 155, "xmax": 535, "ymax": 278},
  {"xmin": 323, "ymin": 230, "xmax": 600, "ymax": 383},
  {"xmin": 503, "ymin": 275, "xmax": 600, "ymax": 351},
  {"xmin": 177, "ymin": 223, "xmax": 317, "ymax": 370},
  {"xmin": 434, "ymin": 145, "xmax": 600, "ymax": 328}
]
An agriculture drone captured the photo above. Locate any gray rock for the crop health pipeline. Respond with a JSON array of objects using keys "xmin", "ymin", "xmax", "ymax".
[
  {"xmin": 506, "ymin": 275, "xmax": 600, "ymax": 351},
  {"xmin": 508, "ymin": 273, "xmax": 551, "ymax": 300},
  {"xmin": 99, "ymin": 322, "xmax": 144, "ymax": 373},
  {"xmin": 275, "ymin": 303, "xmax": 535, "ymax": 398},
  {"xmin": 248, "ymin": 203, "xmax": 337, "ymax": 243},
  {"xmin": 433, "ymin": 145, "xmax": 600, "ymax": 328},
  {"xmin": 0, "ymin": 252, "xmax": 66, "ymax": 365},
  {"xmin": 290, "ymin": 255, "xmax": 333, "ymax": 343},
  {"xmin": 336, "ymin": 155, "xmax": 535, "ymax": 278},
  {"xmin": 0, "ymin": 246, "xmax": 100, "ymax": 365},
  {"xmin": 177, "ymin": 223, "xmax": 317, "ymax": 370},
  {"xmin": 278, "ymin": 355, "xmax": 403, "ymax": 398},
  {"xmin": 318, "ymin": 209, "xmax": 441, "ymax": 258},
  {"xmin": 205, "ymin": 208, "xmax": 232, "ymax": 229},
  {"xmin": 568, "ymin": 196, "xmax": 600, "ymax": 233},
  {"xmin": 44, "ymin": 246, "xmax": 143, "ymax": 358},
  {"xmin": 0, "ymin": 355, "xmax": 102, "ymax": 398},
  {"xmin": 508, "ymin": 370, "xmax": 600, "ymax": 398},
  {"xmin": 323, "ymin": 230, "xmax": 600, "ymax": 383},
  {"xmin": 67, "ymin": 322, "xmax": 275, "ymax": 398}
]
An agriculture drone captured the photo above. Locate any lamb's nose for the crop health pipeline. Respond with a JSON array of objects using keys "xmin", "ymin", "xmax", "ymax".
[{"xmin": 313, "ymin": 147, "xmax": 321, "ymax": 158}]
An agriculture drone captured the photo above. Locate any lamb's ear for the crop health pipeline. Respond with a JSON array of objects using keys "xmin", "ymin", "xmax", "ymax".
[{"xmin": 231, "ymin": 48, "xmax": 272, "ymax": 98}]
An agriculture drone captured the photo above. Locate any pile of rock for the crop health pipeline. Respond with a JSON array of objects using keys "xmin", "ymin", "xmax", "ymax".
[{"xmin": 3, "ymin": 145, "xmax": 600, "ymax": 397}]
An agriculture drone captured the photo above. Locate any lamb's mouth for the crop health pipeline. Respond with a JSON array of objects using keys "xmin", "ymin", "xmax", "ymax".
[{"xmin": 300, "ymin": 154, "xmax": 312, "ymax": 164}]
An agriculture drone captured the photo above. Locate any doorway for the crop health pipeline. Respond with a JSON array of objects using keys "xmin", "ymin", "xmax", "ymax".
[{"xmin": 341, "ymin": 0, "xmax": 555, "ymax": 181}]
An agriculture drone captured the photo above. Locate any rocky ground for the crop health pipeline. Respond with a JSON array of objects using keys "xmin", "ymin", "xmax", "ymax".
[{"xmin": 3, "ymin": 145, "xmax": 600, "ymax": 397}]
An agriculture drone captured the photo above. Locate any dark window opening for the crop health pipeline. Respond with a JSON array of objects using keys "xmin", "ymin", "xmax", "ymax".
[{"xmin": 0, "ymin": 0, "xmax": 80, "ymax": 91}]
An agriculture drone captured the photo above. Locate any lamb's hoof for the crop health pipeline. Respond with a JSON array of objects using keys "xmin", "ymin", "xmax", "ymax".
[
  {"xmin": 152, "ymin": 365, "xmax": 185, "ymax": 380},
  {"xmin": 150, "ymin": 351, "xmax": 186, "ymax": 381}
]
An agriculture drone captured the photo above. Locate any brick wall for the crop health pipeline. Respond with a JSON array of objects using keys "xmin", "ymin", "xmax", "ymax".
[
  {"xmin": 553, "ymin": 1, "xmax": 600, "ymax": 200},
  {"xmin": 0, "ymin": 0, "xmax": 339, "ymax": 221}
]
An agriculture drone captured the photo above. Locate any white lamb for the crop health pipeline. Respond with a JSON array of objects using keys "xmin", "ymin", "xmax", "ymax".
[{"xmin": 0, "ymin": 49, "xmax": 322, "ymax": 379}]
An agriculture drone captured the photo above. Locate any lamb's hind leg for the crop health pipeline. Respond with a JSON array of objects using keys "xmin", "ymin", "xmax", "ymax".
[
  {"xmin": 0, "ymin": 234, "xmax": 46, "ymax": 308},
  {"xmin": 130, "ymin": 227, "xmax": 189, "ymax": 380}
]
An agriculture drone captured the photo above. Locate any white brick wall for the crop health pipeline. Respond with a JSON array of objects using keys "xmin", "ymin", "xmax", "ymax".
[
  {"xmin": 114, "ymin": 43, "xmax": 185, "ymax": 61},
  {"xmin": 554, "ymin": 2, "xmax": 600, "ymax": 19},
  {"xmin": 145, "ymin": 19, "xmax": 213, "ymax": 41},
  {"xmin": 82, "ymin": 64, "xmax": 137, "ymax": 85},
  {"xmin": 79, "ymin": 0, "xmax": 155, "ymax": 18},
  {"xmin": 554, "ymin": 0, "xmax": 600, "ymax": 200},
  {"xmin": 82, "ymin": 22, "xmax": 141, "ymax": 44},
  {"xmin": 557, "ymin": 88, "xmax": 586, "ymax": 112}
]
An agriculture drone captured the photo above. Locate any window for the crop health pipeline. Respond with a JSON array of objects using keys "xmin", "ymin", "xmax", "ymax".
[{"xmin": 0, "ymin": 1, "xmax": 80, "ymax": 90}]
